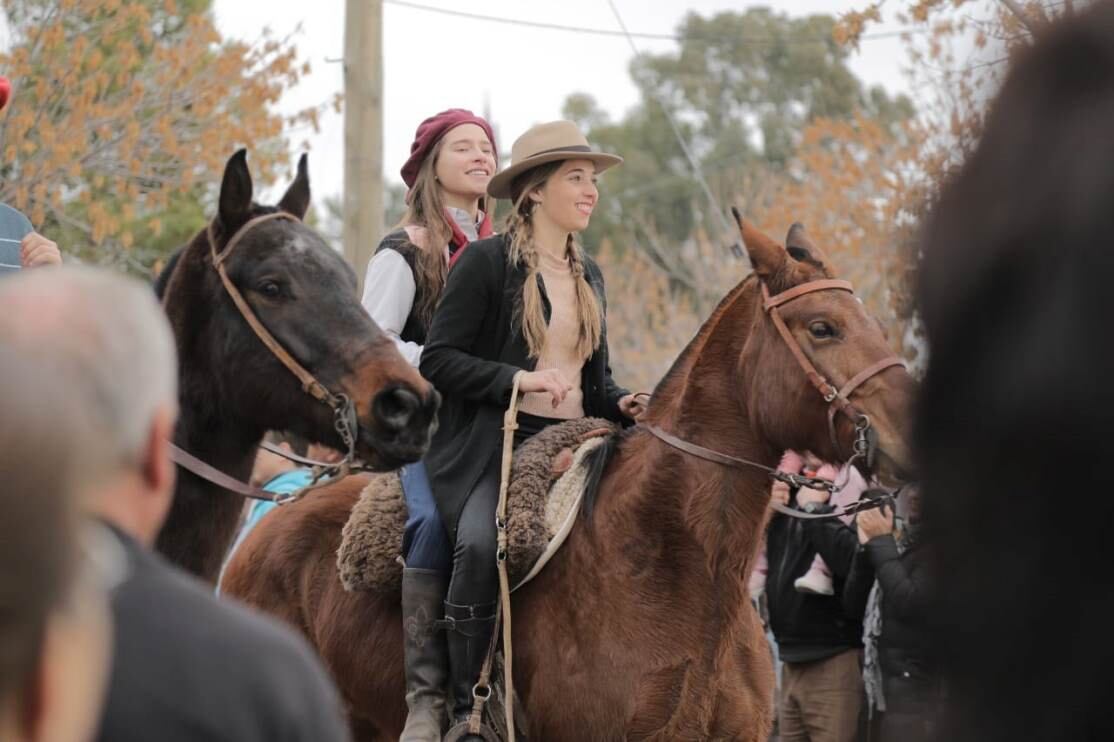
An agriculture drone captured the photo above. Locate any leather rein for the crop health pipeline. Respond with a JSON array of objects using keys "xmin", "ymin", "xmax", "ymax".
[
  {"xmin": 168, "ymin": 212, "xmax": 363, "ymax": 504},
  {"xmin": 643, "ymin": 276, "xmax": 906, "ymax": 520}
]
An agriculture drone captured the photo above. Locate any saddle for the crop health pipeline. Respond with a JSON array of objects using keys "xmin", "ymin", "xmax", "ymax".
[{"xmin": 337, "ymin": 417, "xmax": 619, "ymax": 594}]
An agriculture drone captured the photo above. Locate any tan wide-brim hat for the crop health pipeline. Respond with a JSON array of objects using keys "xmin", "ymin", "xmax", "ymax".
[{"xmin": 487, "ymin": 120, "xmax": 623, "ymax": 200}]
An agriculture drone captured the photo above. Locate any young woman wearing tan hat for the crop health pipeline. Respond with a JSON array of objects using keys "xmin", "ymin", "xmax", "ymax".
[
  {"xmin": 360, "ymin": 108, "xmax": 497, "ymax": 742},
  {"xmin": 419, "ymin": 120, "xmax": 646, "ymax": 736}
]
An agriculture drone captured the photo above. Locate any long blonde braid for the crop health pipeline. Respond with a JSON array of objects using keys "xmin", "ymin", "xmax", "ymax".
[{"xmin": 505, "ymin": 162, "xmax": 603, "ymax": 360}]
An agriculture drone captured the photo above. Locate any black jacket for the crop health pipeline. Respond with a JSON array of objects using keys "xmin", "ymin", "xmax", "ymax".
[
  {"xmin": 419, "ymin": 234, "xmax": 630, "ymax": 537},
  {"xmin": 765, "ymin": 500, "xmax": 870, "ymax": 664},
  {"xmin": 96, "ymin": 524, "xmax": 350, "ymax": 742},
  {"xmin": 863, "ymin": 535, "xmax": 933, "ymax": 680}
]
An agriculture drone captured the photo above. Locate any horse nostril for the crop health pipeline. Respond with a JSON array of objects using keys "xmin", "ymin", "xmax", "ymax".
[{"xmin": 373, "ymin": 387, "xmax": 421, "ymax": 433}]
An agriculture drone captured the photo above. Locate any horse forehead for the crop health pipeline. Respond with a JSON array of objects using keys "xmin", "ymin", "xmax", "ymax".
[
  {"xmin": 257, "ymin": 225, "xmax": 332, "ymax": 265},
  {"xmin": 285, "ymin": 231, "xmax": 316, "ymax": 254}
]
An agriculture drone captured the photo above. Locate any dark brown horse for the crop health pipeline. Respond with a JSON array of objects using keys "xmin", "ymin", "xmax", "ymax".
[
  {"xmin": 155, "ymin": 150, "xmax": 439, "ymax": 583},
  {"xmin": 222, "ymin": 214, "xmax": 915, "ymax": 740}
]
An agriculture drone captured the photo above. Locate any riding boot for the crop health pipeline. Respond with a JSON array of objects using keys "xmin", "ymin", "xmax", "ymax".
[
  {"xmin": 400, "ymin": 568, "xmax": 449, "ymax": 742},
  {"xmin": 444, "ymin": 600, "xmax": 498, "ymax": 738}
]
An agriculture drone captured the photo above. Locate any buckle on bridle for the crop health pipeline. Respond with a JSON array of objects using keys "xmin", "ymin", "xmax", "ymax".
[{"xmin": 332, "ymin": 393, "xmax": 358, "ymax": 459}]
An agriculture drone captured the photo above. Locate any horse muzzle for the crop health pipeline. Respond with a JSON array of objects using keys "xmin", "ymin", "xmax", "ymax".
[{"xmin": 358, "ymin": 385, "xmax": 441, "ymax": 470}]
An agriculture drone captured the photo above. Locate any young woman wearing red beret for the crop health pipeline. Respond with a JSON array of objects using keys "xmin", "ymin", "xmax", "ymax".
[{"xmin": 360, "ymin": 108, "xmax": 498, "ymax": 741}]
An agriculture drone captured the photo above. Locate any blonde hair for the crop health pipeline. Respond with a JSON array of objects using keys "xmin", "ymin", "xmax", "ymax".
[
  {"xmin": 399, "ymin": 138, "xmax": 491, "ymax": 328},
  {"xmin": 505, "ymin": 162, "xmax": 603, "ymax": 360}
]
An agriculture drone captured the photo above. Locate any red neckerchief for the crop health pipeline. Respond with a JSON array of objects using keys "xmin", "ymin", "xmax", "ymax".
[{"xmin": 447, "ymin": 209, "xmax": 494, "ymax": 269}]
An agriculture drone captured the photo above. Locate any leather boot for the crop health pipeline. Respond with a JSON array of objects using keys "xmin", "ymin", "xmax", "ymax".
[
  {"xmin": 399, "ymin": 568, "xmax": 449, "ymax": 742},
  {"xmin": 444, "ymin": 600, "xmax": 498, "ymax": 739}
]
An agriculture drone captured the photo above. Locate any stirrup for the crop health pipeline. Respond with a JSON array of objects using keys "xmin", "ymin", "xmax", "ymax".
[{"xmin": 443, "ymin": 720, "xmax": 500, "ymax": 742}]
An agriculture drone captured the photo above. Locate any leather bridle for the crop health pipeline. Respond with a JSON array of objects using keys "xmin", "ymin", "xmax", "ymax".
[
  {"xmin": 644, "ymin": 276, "xmax": 906, "ymax": 516},
  {"xmin": 168, "ymin": 212, "xmax": 362, "ymax": 502},
  {"xmin": 760, "ymin": 278, "xmax": 905, "ymax": 466}
]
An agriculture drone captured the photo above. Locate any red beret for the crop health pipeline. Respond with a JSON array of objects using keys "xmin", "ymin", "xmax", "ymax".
[
  {"xmin": 0, "ymin": 77, "xmax": 11, "ymax": 113},
  {"xmin": 400, "ymin": 108, "xmax": 497, "ymax": 189}
]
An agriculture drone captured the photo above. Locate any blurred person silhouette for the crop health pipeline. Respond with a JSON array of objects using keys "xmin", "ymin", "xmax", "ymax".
[
  {"xmin": 917, "ymin": 2, "xmax": 1114, "ymax": 738},
  {"xmin": 0, "ymin": 267, "xmax": 350, "ymax": 742},
  {"xmin": 0, "ymin": 349, "xmax": 115, "ymax": 742}
]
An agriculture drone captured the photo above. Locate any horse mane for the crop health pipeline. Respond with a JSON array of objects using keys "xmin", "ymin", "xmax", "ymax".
[
  {"xmin": 579, "ymin": 430, "xmax": 621, "ymax": 523},
  {"xmin": 649, "ymin": 274, "xmax": 758, "ymax": 417},
  {"xmin": 154, "ymin": 245, "xmax": 184, "ymax": 299}
]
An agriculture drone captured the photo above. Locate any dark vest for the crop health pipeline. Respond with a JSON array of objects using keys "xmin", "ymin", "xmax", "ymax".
[{"xmin": 373, "ymin": 228, "xmax": 447, "ymax": 346}]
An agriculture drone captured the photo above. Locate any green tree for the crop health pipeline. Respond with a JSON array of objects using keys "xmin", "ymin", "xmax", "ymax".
[{"xmin": 564, "ymin": 7, "xmax": 914, "ymax": 259}]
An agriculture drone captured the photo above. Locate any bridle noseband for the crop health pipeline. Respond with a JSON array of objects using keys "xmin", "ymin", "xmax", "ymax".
[
  {"xmin": 644, "ymin": 276, "xmax": 906, "ymax": 517},
  {"xmin": 168, "ymin": 212, "xmax": 363, "ymax": 503}
]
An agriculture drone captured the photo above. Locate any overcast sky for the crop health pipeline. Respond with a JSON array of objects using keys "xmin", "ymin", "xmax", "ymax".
[{"xmin": 212, "ymin": 0, "xmax": 915, "ymax": 203}]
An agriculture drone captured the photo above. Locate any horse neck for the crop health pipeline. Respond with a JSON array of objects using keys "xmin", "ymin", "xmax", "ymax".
[
  {"xmin": 156, "ymin": 234, "xmax": 264, "ymax": 582},
  {"xmin": 611, "ymin": 277, "xmax": 777, "ymax": 588},
  {"xmin": 157, "ymin": 402, "xmax": 262, "ymax": 583}
]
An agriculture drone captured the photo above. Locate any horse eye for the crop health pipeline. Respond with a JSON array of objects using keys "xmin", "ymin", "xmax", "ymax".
[
  {"xmin": 258, "ymin": 280, "xmax": 282, "ymax": 298},
  {"xmin": 809, "ymin": 321, "xmax": 835, "ymax": 339}
]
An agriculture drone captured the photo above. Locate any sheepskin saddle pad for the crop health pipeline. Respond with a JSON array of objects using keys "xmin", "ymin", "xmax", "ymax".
[{"xmin": 337, "ymin": 417, "xmax": 618, "ymax": 595}]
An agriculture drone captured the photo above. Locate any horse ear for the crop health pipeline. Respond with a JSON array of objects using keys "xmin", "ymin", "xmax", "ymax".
[
  {"xmin": 731, "ymin": 207, "xmax": 786, "ymax": 279},
  {"xmin": 219, "ymin": 149, "xmax": 253, "ymax": 229},
  {"xmin": 786, "ymin": 222, "xmax": 832, "ymax": 266},
  {"xmin": 278, "ymin": 154, "xmax": 311, "ymax": 220},
  {"xmin": 785, "ymin": 223, "xmax": 815, "ymax": 263}
]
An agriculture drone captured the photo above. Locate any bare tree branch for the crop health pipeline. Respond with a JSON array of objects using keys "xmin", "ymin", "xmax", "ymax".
[{"xmin": 998, "ymin": 0, "xmax": 1041, "ymax": 34}]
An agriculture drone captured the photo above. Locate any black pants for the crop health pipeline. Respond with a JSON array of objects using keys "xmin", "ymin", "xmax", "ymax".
[
  {"xmin": 445, "ymin": 412, "xmax": 559, "ymax": 612},
  {"xmin": 872, "ymin": 673, "xmax": 942, "ymax": 742}
]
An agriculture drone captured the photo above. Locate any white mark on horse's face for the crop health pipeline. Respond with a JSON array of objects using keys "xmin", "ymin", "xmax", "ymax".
[{"xmin": 286, "ymin": 234, "xmax": 314, "ymax": 255}]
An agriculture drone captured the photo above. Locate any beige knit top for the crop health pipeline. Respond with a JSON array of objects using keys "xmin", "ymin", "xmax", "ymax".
[{"xmin": 518, "ymin": 257, "xmax": 588, "ymax": 419}]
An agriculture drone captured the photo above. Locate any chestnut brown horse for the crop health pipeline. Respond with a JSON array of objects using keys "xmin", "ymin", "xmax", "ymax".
[
  {"xmin": 155, "ymin": 150, "xmax": 439, "ymax": 583},
  {"xmin": 222, "ymin": 214, "xmax": 915, "ymax": 740}
]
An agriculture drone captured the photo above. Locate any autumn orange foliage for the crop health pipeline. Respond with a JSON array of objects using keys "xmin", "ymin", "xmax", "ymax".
[
  {"xmin": 599, "ymin": 112, "xmax": 925, "ymax": 392},
  {"xmin": 0, "ymin": 0, "xmax": 325, "ymax": 266}
]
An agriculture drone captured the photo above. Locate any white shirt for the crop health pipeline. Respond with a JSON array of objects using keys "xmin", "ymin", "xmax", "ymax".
[
  {"xmin": 359, "ymin": 212, "xmax": 484, "ymax": 368},
  {"xmin": 361, "ymin": 248, "xmax": 422, "ymax": 367}
]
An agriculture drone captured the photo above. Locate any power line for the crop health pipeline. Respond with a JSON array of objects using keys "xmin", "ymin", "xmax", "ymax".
[{"xmin": 383, "ymin": 0, "xmax": 921, "ymax": 44}]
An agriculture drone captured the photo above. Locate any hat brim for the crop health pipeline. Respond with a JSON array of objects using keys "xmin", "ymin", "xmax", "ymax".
[{"xmin": 487, "ymin": 150, "xmax": 623, "ymax": 200}]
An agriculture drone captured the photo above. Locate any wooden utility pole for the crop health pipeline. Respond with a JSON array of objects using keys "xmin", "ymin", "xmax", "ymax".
[{"xmin": 343, "ymin": 0, "xmax": 383, "ymax": 291}]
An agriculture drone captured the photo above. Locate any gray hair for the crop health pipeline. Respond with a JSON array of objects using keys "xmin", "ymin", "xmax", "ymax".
[
  {"xmin": 0, "ymin": 267, "xmax": 178, "ymax": 469},
  {"xmin": 0, "ymin": 349, "xmax": 89, "ymax": 704}
]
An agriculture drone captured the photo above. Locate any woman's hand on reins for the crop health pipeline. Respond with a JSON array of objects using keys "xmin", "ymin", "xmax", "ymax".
[
  {"xmin": 519, "ymin": 369, "xmax": 573, "ymax": 408},
  {"xmin": 618, "ymin": 394, "xmax": 647, "ymax": 420}
]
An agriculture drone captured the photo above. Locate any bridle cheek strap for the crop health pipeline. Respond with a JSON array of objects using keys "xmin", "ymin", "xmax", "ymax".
[
  {"xmin": 762, "ymin": 282, "xmax": 849, "ymax": 403},
  {"xmin": 207, "ymin": 212, "xmax": 337, "ymax": 408}
]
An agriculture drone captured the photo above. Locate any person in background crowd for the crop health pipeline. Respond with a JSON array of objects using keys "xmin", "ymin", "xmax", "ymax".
[
  {"xmin": 0, "ymin": 267, "xmax": 352, "ymax": 742},
  {"xmin": 751, "ymin": 451, "xmax": 869, "ymax": 599},
  {"xmin": 917, "ymin": 3, "xmax": 1114, "ymax": 738},
  {"xmin": 0, "ymin": 75, "xmax": 62, "ymax": 273},
  {"xmin": 361, "ymin": 107, "xmax": 498, "ymax": 741},
  {"xmin": 217, "ymin": 431, "xmax": 326, "ymax": 589},
  {"xmin": 851, "ymin": 486, "xmax": 936, "ymax": 741},
  {"xmin": 763, "ymin": 458, "xmax": 872, "ymax": 742},
  {"xmin": 0, "ymin": 351, "xmax": 114, "ymax": 742}
]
